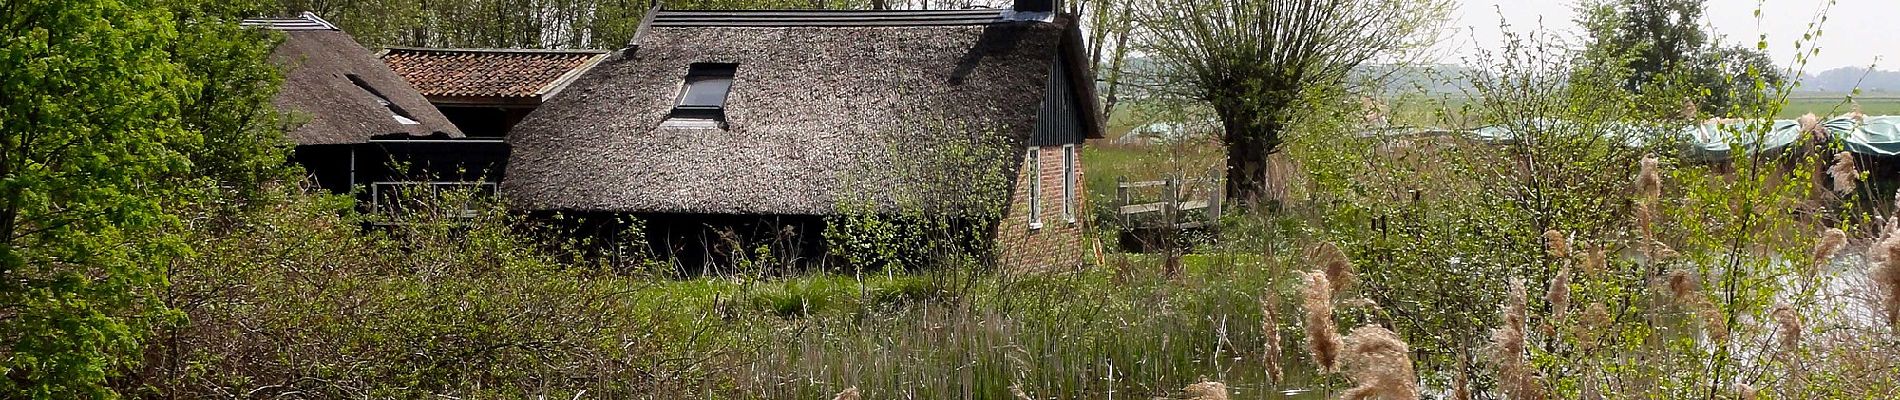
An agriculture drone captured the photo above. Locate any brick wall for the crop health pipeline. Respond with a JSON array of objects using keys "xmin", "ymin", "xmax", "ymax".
[{"xmin": 994, "ymin": 144, "xmax": 1087, "ymax": 273}]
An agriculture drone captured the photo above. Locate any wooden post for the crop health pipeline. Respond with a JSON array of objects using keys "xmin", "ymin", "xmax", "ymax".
[
  {"xmin": 1207, "ymin": 167, "xmax": 1222, "ymax": 225},
  {"xmin": 1164, "ymin": 175, "xmax": 1178, "ymax": 228},
  {"xmin": 1116, "ymin": 176, "xmax": 1128, "ymax": 227}
]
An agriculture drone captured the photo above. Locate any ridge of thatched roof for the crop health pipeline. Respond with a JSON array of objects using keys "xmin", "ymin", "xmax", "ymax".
[
  {"xmin": 503, "ymin": 12, "xmax": 1097, "ymax": 215},
  {"xmin": 247, "ymin": 13, "xmax": 463, "ymax": 145},
  {"xmin": 380, "ymin": 48, "xmax": 608, "ymax": 105}
]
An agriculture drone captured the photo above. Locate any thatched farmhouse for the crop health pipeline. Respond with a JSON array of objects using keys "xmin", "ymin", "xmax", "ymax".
[
  {"xmin": 380, "ymin": 48, "xmax": 607, "ymax": 137},
  {"xmin": 502, "ymin": 2, "xmax": 1105, "ymax": 272},
  {"xmin": 244, "ymin": 13, "xmax": 508, "ymax": 216}
]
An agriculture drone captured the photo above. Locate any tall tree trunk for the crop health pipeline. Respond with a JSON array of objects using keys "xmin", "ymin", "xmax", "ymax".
[
  {"xmin": 1099, "ymin": 6, "xmax": 1133, "ymax": 117},
  {"xmin": 1216, "ymin": 103, "xmax": 1281, "ymax": 206}
]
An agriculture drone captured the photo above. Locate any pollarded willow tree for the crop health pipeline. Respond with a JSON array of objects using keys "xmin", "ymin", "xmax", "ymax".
[{"xmin": 1134, "ymin": 0, "xmax": 1451, "ymax": 203}]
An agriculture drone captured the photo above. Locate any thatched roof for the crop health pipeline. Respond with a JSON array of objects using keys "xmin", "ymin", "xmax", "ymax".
[
  {"xmin": 245, "ymin": 13, "xmax": 462, "ymax": 145},
  {"xmin": 380, "ymin": 48, "xmax": 607, "ymax": 105},
  {"xmin": 502, "ymin": 9, "xmax": 1102, "ymax": 215}
]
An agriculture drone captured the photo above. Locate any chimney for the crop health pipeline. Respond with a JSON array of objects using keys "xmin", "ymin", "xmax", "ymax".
[{"xmin": 1012, "ymin": 0, "xmax": 1056, "ymax": 13}]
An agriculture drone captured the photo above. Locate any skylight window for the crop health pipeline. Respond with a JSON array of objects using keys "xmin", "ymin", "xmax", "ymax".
[
  {"xmin": 347, "ymin": 74, "xmax": 421, "ymax": 125},
  {"xmin": 670, "ymin": 63, "xmax": 737, "ymax": 123}
]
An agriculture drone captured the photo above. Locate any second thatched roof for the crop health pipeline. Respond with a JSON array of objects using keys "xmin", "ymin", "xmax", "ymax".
[
  {"xmin": 247, "ymin": 13, "xmax": 463, "ymax": 145},
  {"xmin": 502, "ymin": 9, "xmax": 1101, "ymax": 216}
]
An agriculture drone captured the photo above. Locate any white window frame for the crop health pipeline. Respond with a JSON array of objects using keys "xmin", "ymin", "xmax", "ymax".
[
  {"xmin": 1062, "ymin": 143, "xmax": 1076, "ymax": 224},
  {"xmin": 1027, "ymin": 147, "xmax": 1042, "ymax": 230}
]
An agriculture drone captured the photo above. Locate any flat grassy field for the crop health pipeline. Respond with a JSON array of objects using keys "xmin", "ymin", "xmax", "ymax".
[{"xmin": 1780, "ymin": 92, "xmax": 1900, "ymax": 118}]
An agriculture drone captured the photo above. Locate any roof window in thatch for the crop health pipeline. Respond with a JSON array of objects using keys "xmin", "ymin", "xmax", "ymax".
[
  {"xmin": 666, "ymin": 63, "xmax": 737, "ymax": 127},
  {"xmin": 346, "ymin": 74, "xmax": 422, "ymax": 125}
]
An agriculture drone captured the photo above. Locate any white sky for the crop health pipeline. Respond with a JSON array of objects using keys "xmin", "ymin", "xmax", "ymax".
[{"xmin": 1438, "ymin": 0, "xmax": 1897, "ymax": 71}]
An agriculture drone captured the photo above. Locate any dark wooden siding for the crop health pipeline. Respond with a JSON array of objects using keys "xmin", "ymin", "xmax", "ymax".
[{"xmin": 1031, "ymin": 54, "xmax": 1086, "ymax": 146}]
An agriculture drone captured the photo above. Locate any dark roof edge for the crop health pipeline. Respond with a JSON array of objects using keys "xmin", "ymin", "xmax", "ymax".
[
  {"xmin": 623, "ymin": 4, "xmax": 665, "ymax": 51},
  {"xmin": 537, "ymin": 52, "xmax": 611, "ymax": 100},
  {"xmin": 1056, "ymin": 14, "xmax": 1106, "ymax": 139}
]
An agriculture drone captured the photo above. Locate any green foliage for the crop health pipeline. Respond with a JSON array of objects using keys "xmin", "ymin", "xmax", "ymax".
[
  {"xmin": 1579, "ymin": 0, "xmax": 1786, "ymax": 117},
  {"xmin": 163, "ymin": 0, "xmax": 296, "ymax": 204},
  {"xmin": 275, "ymin": 0, "xmax": 903, "ymax": 50},
  {"xmin": 0, "ymin": 0, "xmax": 199, "ymax": 396},
  {"xmin": 825, "ymin": 122, "xmax": 1014, "ymax": 272}
]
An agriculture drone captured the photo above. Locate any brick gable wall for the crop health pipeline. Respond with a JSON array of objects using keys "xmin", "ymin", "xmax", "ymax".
[{"xmin": 995, "ymin": 145, "xmax": 1087, "ymax": 273}]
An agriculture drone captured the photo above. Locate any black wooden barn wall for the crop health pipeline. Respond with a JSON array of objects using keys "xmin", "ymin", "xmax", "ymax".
[{"xmin": 1030, "ymin": 54, "xmax": 1086, "ymax": 147}]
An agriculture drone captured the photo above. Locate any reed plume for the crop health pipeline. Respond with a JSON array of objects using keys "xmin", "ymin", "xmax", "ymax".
[
  {"xmin": 1772, "ymin": 303, "xmax": 1801, "ymax": 352},
  {"xmin": 1876, "ymin": 239, "xmax": 1900, "ymax": 326},
  {"xmin": 1667, "ymin": 270, "xmax": 1697, "ymax": 299},
  {"xmin": 1301, "ymin": 271, "xmax": 1342, "ymax": 372},
  {"xmin": 1637, "ymin": 155, "xmax": 1662, "ymax": 202},
  {"xmin": 1259, "ymin": 294, "xmax": 1284, "ymax": 383},
  {"xmin": 1800, "ymin": 113, "xmax": 1824, "ymax": 141},
  {"xmin": 1010, "ymin": 384, "xmax": 1034, "ymax": 400},
  {"xmin": 1309, "ymin": 242, "xmax": 1356, "ymax": 294},
  {"xmin": 1548, "ymin": 265, "xmax": 1572, "ymax": 323},
  {"xmin": 1505, "ymin": 278, "xmax": 1528, "ymax": 336},
  {"xmin": 1183, "ymin": 380, "xmax": 1228, "ymax": 400},
  {"xmin": 1737, "ymin": 382, "xmax": 1758, "ymax": 400},
  {"xmin": 1583, "ymin": 246, "xmax": 1607, "ymax": 275},
  {"xmin": 1339, "ymin": 325, "xmax": 1419, "ymax": 400},
  {"xmin": 1829, "ymin": 151, "xmax": 1859, "ymax": 195},
  {"xmin": 1544, "ymin": 229, "xmax": 1570, "ymax": 258},
  {"xmin": 831, "ymin": 387, "xmax": 861, "ymax": 400},
  {"xmin": 1814, "ymin": 228, "xmax": 1847, "ymax": 268},
  {"xmin": 1666, "ymin": 269, "xmax": 1729, "ymax": 343},
  {"xmin": 1489, "ymin": 278, "xmax": 1543, "ymax": 400},
  {"xmin": 1574, "ymin": 302, "xmax": 1611, "ymax": 350}
]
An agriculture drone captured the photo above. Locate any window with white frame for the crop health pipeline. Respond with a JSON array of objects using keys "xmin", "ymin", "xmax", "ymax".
[
  {"xmin": 1027, "ymin": 147, "xmax": 1042, "ymax": 229},
  {"xmin": 1062, "ymin": 144, "xmax": 1076, "ymax": 223}
]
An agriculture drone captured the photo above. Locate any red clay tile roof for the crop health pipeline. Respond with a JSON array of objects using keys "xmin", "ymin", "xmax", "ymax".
[{"xmin": 380, "ymin": 48, "xmax": 607, "ymax": 100}]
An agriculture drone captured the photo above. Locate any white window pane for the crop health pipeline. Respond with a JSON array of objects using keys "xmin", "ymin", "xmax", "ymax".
[{"xmin": 679, "ymin": 76, "xmax": 733, "ymax": 107}]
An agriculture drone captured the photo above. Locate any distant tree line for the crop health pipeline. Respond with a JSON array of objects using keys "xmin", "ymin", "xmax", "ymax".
[{"xmin": 276, "ymin": 0, "xmax": 1022, "ymax": 49}]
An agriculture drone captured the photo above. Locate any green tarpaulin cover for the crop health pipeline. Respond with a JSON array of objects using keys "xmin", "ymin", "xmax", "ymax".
[{"xmin": 1464, "ymin": 116, "xmax": 1900, "ymax": 160}]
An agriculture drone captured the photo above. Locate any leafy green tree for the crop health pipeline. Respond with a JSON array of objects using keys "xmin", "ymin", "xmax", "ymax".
[
  {"xmin": 1133, "ymin": 0, "xmax": 1451, "ymax": 204},
  {"xmin": 1580, "ymin": 0, "xmax": 1784, "ymax": 117},
  {"xmin": 0, "ymin": 0, "xmax": 198, "ymax": 396},
  {"xmin": 162, "ymin": 0, "xmax": 295, "ymax": 203}
]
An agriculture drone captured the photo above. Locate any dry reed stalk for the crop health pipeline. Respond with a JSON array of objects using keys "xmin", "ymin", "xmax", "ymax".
[
  {"xmin": 1301, "ymin": 271, "xmax": 1342, "ymax": 373},
  {"xmin": 1183, "ymin": 380, "xmax": 1228, "ymax": 400},
  {"xmin": 831, "ymin": 387, "xmax": 861, "ymax": 400},
  {"xmin": 1489, "ymin": 278, "xmax": 1543, "ymax": 400},
  {"xmin": 1772, "ymin": 303, "xmax": 1801, "ymax": 352},
  {"xmin": 1310, "ymin": 242, "xmax": 1356, "ymax": 294},
  {"xmin": 1814, "ymin": 228, "xmax": 1848, "ymax": 268},
  {"xmin": 1259, "ymin": 294, "xmax": 1284, "ymax": 383},
  {"xmin": 1544, "ymin": 229, "xmax": 1570, "ymax": 259},
  {"xmin": 1829, "ymin": 151, "xmax": 1859, "ymax": 195},
  {"xmin": 1548, "ymin": 265, "xmax": 1573, "ymax": 323},
  {"xmin": 1339, "ymin": 325, "xmax": 1419, "ymax": 400}
]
